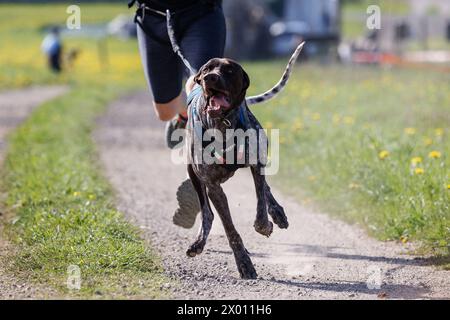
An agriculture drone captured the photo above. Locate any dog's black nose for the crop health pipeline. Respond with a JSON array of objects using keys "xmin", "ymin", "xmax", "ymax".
[{"xmin": 204, "ymin": 73, "xmax": 219, "ymax": 84}]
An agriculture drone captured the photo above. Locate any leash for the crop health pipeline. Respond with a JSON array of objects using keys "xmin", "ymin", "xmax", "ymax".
[{"xmin": 165, "ymin": 10, "xmax": 196, "ymax": 76}]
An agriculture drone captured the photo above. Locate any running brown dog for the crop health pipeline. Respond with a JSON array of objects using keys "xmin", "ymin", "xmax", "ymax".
[{"xmin": 184, "ymin": 58, "xmax": 289, "ymax": 279}]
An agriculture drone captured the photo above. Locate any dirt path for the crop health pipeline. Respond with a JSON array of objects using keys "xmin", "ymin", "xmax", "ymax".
[
  {"xmin": 95, "ymin": 92, "xmax": 449, "ymax": 300},
  {"xmin": 0, "ymin": 85, "xmax": 68, "ymax": 299}
]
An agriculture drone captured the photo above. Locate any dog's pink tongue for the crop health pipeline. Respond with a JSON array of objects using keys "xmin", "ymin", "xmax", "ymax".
[{"xmin": 210, "ymin": 94, "xmax": 230, "ymax": 109}]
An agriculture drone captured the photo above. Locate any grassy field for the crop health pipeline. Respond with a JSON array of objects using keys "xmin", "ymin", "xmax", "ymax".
[
  {"xmin": 246, "ymin": 62, "xmax": 449, "ymax": 256},
  {"xmin": 0, "ymin": 1, "xmax": 448, "ymax": 298},
  {"xmin": 0, "ymin": 3, "xmax": 141, "ymax": 88},
  {"xmin": 3, "ymin": 86, "xmax": 169, "ymax": 298},
  {"xmin": 0, "ymin": 3, "xmax": 170, "ymax": 297}
]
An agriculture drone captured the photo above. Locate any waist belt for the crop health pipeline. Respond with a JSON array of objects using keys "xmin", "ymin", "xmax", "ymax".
[{"xmin": 128, "ymin": 0, "xmax": 220, "ymax": 15}]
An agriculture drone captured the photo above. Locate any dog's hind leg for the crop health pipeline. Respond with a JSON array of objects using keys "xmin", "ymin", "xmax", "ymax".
[
  {"xmin": 264, "ymin": 183, "xmax": 288, "ymax": 229},
  {"xmin": 207, "ymin": 184, "xmax": 257, "ymax": 279},
  {"xmin": 250, "ymin": 166, "xmax": 273, "ymax": 237},
  {"xmin": 186, "ymin": 165, "xmax": 214, "ymax": 257}
]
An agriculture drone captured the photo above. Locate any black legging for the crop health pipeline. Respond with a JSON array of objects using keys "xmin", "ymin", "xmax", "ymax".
[{"xmin": 136, "ymin": 2, "xmax": 226, "ymax": 104}]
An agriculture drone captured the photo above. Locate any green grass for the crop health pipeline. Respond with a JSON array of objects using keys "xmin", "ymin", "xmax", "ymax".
[
  {"xmin": 245, "ymin": 62, "xmax": 449, "ymax": 256},
  {"xmin": 0, "ymin": 3, "xmax": 137, "ymax": 88},
  {"xmin": 1, "ymin": 85, "xmax": 170, "ymax": 298},
  {"xmin": 0, "ymin": 3, "xmax": 170, "ymax": 298},
  {"xmin": 343, "ymin": 0, "xmax": 410, "ymax": 15}
]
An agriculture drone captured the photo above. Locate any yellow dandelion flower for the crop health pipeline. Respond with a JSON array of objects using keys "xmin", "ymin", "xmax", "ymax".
[
  {"xmin": 447, "ymin": 184, "xmax": 450, "ymax": 190},
  {"xmin": 348, "ymin": 182, "xmax": 360, "ymax": 189},
  {"xmin": 293, "ymin": 124, "xmax": 303, "ymax": 132},
  {"xmin": 73, "ymin": 191, "xmax": 81, "ymax": 197},
  {"xmin": 404, "ymin": 127, "xmax": 416, "ymax": 135},
  {"xmin": 428, "ymin": 151, "xmax": 442, "ymax": 159},
  {"xmin": 88, "ymin": 194, "xmax": 96, "ymax": 200},
  {"xmin": 414, "ymin": 168, "xmax": 424, "ymax": 175},
  {"xmin": 400, "ymin": 235, "xmax": 408, "ymax": 244},
  {"xmin": 423, "ymin": 137, "xmax": 433, "ymax": 146},
  {"xmin": 344, "ymin": 116, "xmax": 355, "ymax": 125},
  {"xmin": 378, "ymin": 150, "xmax": 389, "ymax": 160},
  {"xmin": 435, "ymin": 128, "xmax": 444, "ymax": 137},
  {"xmin": 312, "ymin": 113, "xmax": 321, "ymax": 121},
  {"xmin": 332, "ymin": 114, "xmax": 341, "ymax": 124},
  {"xmin": 410, "ymin": 157, "xmax": 422, "ymax": 166}
]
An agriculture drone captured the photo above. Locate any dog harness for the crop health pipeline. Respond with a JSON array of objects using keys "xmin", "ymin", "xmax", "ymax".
[{"xmin": 187, "ymin": 84, "xmax": 249, "ymax": 165}]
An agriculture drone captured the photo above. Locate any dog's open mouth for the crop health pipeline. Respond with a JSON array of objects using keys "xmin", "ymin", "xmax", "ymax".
[{"xmin": 206, "ymin": 88, "xmax": 231, "ymax": 115}]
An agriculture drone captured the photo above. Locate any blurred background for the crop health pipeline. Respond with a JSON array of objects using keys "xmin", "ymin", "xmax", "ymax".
[{"xmin": 2, "ymin": 0, "xmax": 450, "ymax": 83}]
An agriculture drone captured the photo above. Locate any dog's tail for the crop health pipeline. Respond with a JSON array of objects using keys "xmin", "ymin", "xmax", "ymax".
[{"xmin": 245, "ymin": 41, "xmax": 305, "ymax": 106}]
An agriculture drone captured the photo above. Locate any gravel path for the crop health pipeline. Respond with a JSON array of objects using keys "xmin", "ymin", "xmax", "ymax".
[
  {"xmin": 0, "ymin": 85, "xmax": 68, "ymax": 299},
  {"xmin": 95, "ymin": 92, "xmax": 450, "ymax": 300}
]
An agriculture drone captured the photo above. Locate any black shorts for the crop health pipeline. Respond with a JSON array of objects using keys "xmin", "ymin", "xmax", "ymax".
[{"xmin": 136, "ymin": 2, "xmax": 226, "ymax": 104}]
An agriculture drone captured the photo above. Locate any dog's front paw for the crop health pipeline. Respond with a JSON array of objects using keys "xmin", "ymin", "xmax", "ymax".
[
  {"xmin": 268, "ymin": 204, "xmax": 289, "ymax": 229},
  {"xmin": 186, "ymin": 241, "xmax": 205, "ymax": 257},
  {"xmin": 254, "ymin": 220, "xmax": 273, "ymax": 237}
]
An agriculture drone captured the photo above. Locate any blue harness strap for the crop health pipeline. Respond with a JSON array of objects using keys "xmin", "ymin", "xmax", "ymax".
[
  {"xmin": 187, "ymin": 84, "xmax": 203, "ymax": 107},
  {"xmin": 238, "ymin": 106, "xmax": 246, "ymax": 127},
  {"xmin": 187, "ymin": 84, "xmax": 204, "ymax": 141}
]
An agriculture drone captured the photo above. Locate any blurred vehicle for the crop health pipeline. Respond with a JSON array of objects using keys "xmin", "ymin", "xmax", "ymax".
[
  {"xmin": 223, "ymin": 0, "xmax": 275, "ymax": 59},
  {"xmin": 268, "ymin": 0, "xmax": 341, "ymax": 58},
  {"xmin": 224, "ymin": 0, "xmax": 341, "ymax": 60},
  {"xmin": 270, "ymin": 21, "xmax": 310, "ymax": 56}
]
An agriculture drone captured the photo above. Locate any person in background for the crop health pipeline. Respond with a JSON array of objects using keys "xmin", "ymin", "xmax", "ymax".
[{"xmin": 41, "ymin": 26, "xmax": 63, "ymax": 73}]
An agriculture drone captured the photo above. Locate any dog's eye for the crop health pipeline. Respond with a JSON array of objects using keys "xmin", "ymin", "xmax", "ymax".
[
  {"xmin": 202, "ymin": 67, "xmax": 210, "ymax": 74},
  {"xmin": 225, "ymin": 67, "xmax": 233, "ymax": 74}
]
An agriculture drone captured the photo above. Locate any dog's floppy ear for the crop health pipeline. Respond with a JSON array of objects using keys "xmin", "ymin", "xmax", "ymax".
[
  {"xmin": 242, "ymin": 69, "xmax": 250, "ymax": 92},
  {"xmin": 235, "ymin": 69, "xmax": 250, "ymax": 106},
  {"xmin": 193, "ymin": 65, "xmax": 204, "ymax": 84}
]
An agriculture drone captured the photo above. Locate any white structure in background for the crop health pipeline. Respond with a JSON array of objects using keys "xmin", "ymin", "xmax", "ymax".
[
  {"xmin": 409, "ymin": 0, "xmax": 450, "ymax": 16},
  {"xmin": 107, "ymin": 14, "xmax": 136, "ymax": 39}
]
